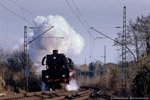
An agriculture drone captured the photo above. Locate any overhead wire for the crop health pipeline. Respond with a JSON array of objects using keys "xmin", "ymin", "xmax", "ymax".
[
  {"xmin": 11, "ymin": 0, "xmax": 36, "ymax": 18},
  {"xmin": 0, "ymin": 3, "xmax": 33, "ymax": 25},
  {"xmin": 71, "ymin": 0, "xmax": 95, "ymax": 58},
  {"xmin": 71, "ymin": 0, "xmax": 90, "ymax": 29},
  {"xmin": 91, "ymin": 39, "xmax": 96, "ymax": 56},
  {"xmin": 92, "ymin": 26, "xmax": 122, "ymax": 28},
  {"xmin": 65, "ymin": 0, "xmax": 95, "ymax": 63},
  {"xmin": 65, "ymin": 0, "xmax": 94, "ymax": 39}
]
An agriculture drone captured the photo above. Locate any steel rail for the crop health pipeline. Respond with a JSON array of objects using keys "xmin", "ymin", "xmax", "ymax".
[{"xmin": 0, "ymin": 86, "xmax": 104, "ymax": 100}]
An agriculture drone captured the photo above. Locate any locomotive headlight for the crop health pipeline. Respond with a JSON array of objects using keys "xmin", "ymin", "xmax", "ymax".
[
  {"xmin": 53, "ymin": 56, "xmax": 56, "ymax": 59},
  {"xmin": 62, "ymin": 75, "xmax": 65, "ymax": 77},
  {"xmin": 46, "ymin": 75, "xmax": 49, "ymax": 78}
]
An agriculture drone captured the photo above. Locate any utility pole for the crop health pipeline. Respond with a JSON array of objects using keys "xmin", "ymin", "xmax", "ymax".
[
  {"xmin": 24, "ymin": 26, "xmax": 29, "ymax": 92},
  {"xmin": 122, "ymin": 6, "xmax": 126, "ymax": 66},
  {"xmin": 121, "ymin": 6, "xmax": 127, "ymax": 96},
  {"xmin": 104, "ymin": 45, "xmax": 106, "ymax": 66},
  {"xmin": 104, "ymin": 45, "xmax": 107, "ymax": 89},
  {"xmin": 24, "ymin": 26, "xmax": 54, "ymax": 92}
]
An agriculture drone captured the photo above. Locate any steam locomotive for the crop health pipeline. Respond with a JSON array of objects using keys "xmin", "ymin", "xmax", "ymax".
[{"xmin": 42, "ymin": 50, "xmax": 75, "ymax": 91}]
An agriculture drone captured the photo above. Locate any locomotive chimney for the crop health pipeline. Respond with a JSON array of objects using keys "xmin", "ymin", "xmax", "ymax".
[{"xmin": 53, "ymin": 50, "xmax": 58, "ymax": 54}]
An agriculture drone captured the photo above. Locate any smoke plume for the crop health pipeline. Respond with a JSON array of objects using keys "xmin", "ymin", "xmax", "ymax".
[{"xmin": 29, "ymin": 15, "xmax": 84, "ymax": 64}]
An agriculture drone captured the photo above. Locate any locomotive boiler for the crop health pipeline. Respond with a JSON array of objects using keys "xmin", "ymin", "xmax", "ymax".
[{"xmin": 41, "ymin": 50, "xmax": 74, "ymax": 91}]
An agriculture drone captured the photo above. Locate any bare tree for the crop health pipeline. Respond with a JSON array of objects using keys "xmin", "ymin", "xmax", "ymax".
[
  {"xmin": 115, "ymin": 14, "xmax": 150, "ymax": 62},
  {"xmin": 0, "ymin": 46, "xmax": 42, "ymax": 93}
]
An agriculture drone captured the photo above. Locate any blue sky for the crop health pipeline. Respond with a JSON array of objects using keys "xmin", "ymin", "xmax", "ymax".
[{"xmin": 0, "ymin": 0, "xmax": 150, "ymax": 64}]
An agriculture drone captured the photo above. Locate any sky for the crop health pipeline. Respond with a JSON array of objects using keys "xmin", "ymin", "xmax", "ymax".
[{"xmin": 0, "ymin": 0, "xmax": 150, "ymax": 65}]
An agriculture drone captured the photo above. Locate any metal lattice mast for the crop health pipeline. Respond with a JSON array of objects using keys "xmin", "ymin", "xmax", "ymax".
[
  {"xmin": 24, "ymin": 26, "xmax": 29, "ymax": 92},
  {"xmin": 24, "ymin": 26, "xmax": 54, "ymax": 92},
  {"xmin": 104, "ymin": 45, "xmax": 107, "ymax": 89},
  {"xmin": 121, "ymin": 6, "xmax": 127, "ymax": 96},
  {"xmin": 104, "ymin": 45, "xmax": 106, "ymax": 66},
  {"xmin": 24, "ymin": 26, "xmax": 27, "ymax": 58},
  {"xmin": 122, "ymin": 6, "xmax": 126, "ymax": 64}
]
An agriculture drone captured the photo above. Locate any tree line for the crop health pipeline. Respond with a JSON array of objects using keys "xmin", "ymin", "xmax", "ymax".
[
  {"xmin": 0, "ymin": 47, "xmax": 41, "ymax": 93},
  {"xmin": 115, "ymin": 14, "xmax": 150, "ymax": 97}
]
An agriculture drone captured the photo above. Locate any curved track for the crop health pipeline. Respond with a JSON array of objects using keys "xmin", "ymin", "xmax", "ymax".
[{"xmin": 0, "ymin": 86, "xmax": 111, "ymax": 100}]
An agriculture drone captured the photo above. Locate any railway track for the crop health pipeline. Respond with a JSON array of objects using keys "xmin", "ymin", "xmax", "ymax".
[{"xmin": 0, "ymin": 86, "xmax": 111, "ymax": 100}]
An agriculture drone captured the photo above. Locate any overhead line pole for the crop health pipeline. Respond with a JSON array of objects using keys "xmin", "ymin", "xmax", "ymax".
[
  {"xmin": 121, "ymin": 6, "xmax": 127, "ymax": 96},
  {"xmin": 24, "ymin": 26, "xmax": 28, "ymax": 91},
  {"xmin": 24, "ymin": 26, "xmax": 54, "ymax": 92},
  {"xmin": 90, "ymin": 27, "xmax": 137, "ymax": 62},
  {"xmin": 104, "ymin": 45, "xmax": 107, "ymax": 89},
  {"xmin": 122, "ymin": 6, "xmax": 127, "ymax": 65},
  {"xmin": 104, "ymin": 45, "xmax": 106, "ymax": 66}
]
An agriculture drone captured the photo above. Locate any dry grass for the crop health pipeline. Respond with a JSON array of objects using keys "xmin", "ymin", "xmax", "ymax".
[{"xmin": 76, "ymin": 63, "xmax": 138, "ymax": 96}]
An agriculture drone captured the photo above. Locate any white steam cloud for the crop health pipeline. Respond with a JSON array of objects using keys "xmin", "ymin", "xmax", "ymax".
[
  {"xmin": 66, "ymin": 79, "xmax": 79, "ymax": 91},
  {"xmin": 29, "ymin": 15, "xmax": 84, "ymax": 64}
]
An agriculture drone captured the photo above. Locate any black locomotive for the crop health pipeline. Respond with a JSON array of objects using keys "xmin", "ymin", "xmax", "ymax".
[{"xmin": 42, "ymin": 50, "xmax": 74, "ymax": 90}]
